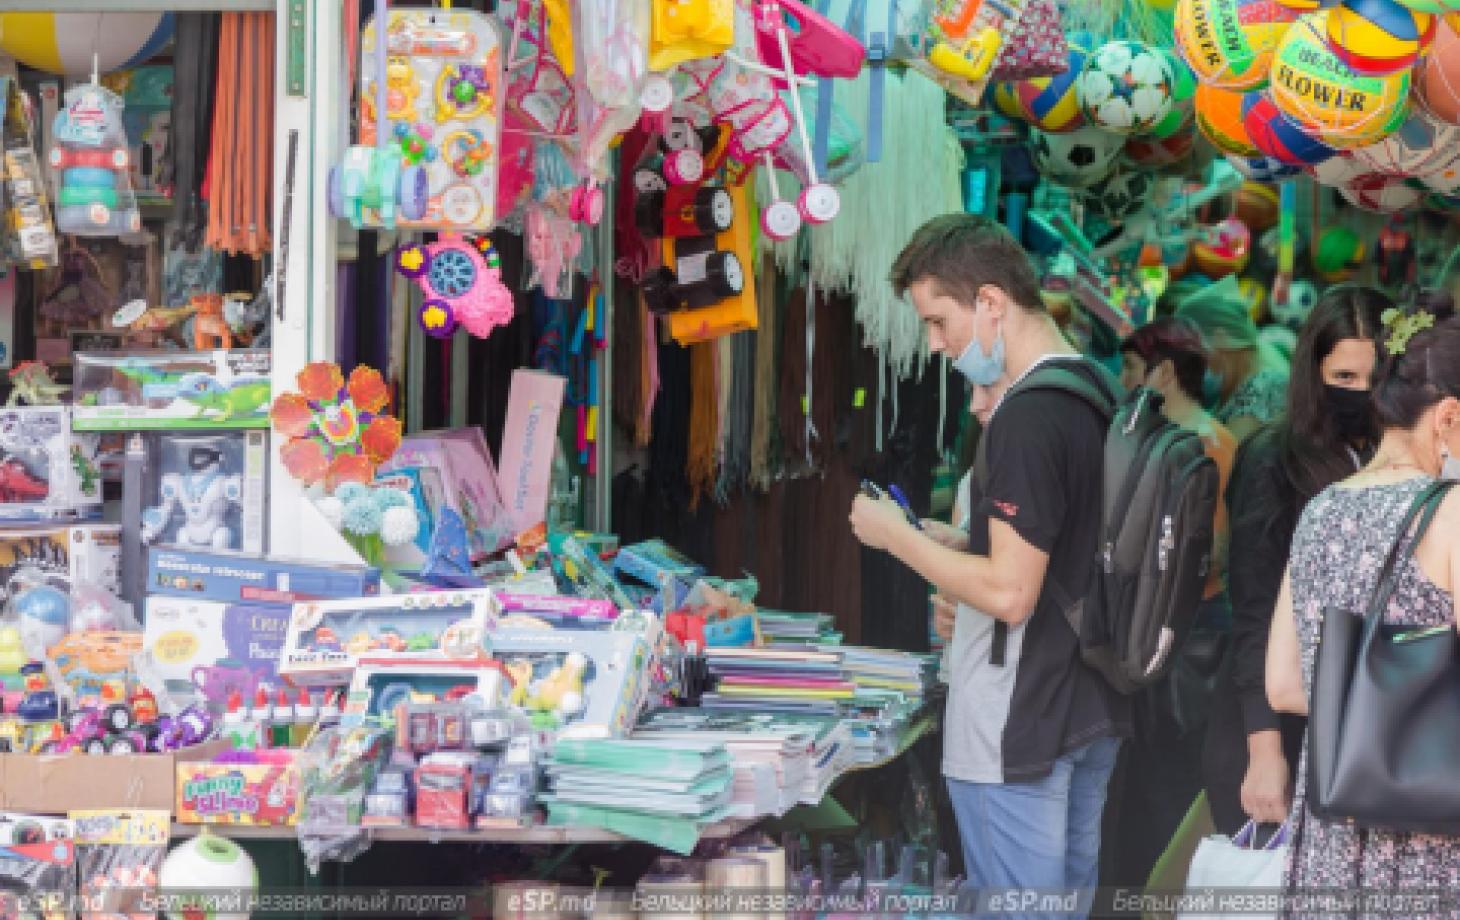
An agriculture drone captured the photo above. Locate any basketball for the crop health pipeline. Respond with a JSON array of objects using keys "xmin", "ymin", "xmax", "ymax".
[
  {"xmin": 1325, "ymin": 0, "xmax": 1436, "ymax": 74},
  {"xmin": 1270, "ymin": 11, "xmax": 1413, "ymax": 147},
  {"xmin": 1174, "ymin": 0, "xmax": 1301, "ymax": 89}
]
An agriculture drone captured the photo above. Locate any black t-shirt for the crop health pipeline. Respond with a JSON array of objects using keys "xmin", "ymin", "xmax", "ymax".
[{"xmin": 965, "ymin": 365, "xmax": 1132, "ymax": 782}]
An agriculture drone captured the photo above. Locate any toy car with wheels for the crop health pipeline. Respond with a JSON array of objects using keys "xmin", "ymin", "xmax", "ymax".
[
  {"xmin": 642, "ymin": 235, "xmax": 745, "ymax": 315},
  {"xmin": 395, "ymin": 234, "xmax": 513, "ymax": 339},
  {"xmin": 41, "ymin": 708, "xmax": 108, "ymax": 754},
  {"xmin": 635, "ymin": 185, "xmax": 735, "ymax": 239}
]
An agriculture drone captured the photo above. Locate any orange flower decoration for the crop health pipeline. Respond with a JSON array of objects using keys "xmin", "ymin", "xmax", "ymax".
[
  {"xmin": 361, "ymin": 416, "xmax": 403, "ymax": 463},
  {"xmin": 347, "ymin": 365, "xmax": 390, "ymax": 414},
  {"xmin": 269, "ymin": 361, "xmax": 402, "ymax": 491}
]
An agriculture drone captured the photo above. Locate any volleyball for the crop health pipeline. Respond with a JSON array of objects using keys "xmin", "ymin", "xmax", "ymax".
[
  {"xmin": 1325, "ymin": 0, "xmax": 1436, "ymax": 74},
  {"xmin": 1195, "ymin": 84, "xmax": 1265, "ymax": 155},
  {"xmin": 1307, "ymin": 151, "xmax": 1371, "ymax": 183},
  {"xmin": 1340, "ymin": 172, "xmax": 1426, "ymax": 209},
  {"xmin": 1388, "ymin": 0, "xmax": 1460, "ymax": 16},
  {"xmin": 1175, "ymin": 0, "xmax": 1301, "ymax": 89},
  {"xmin": 1012, "ymin": 43, "xmax": 1090, "ymax": 133},
  {"xmin": 1270, "ymin": 11, "xmax": 1412, "ymax": 147},
  {"xmin": 1417, "ymin": 19, "xmax": 1460, "ymax": 125},
  {"xmin": 1242, "ymin": 91, "xmax": 1338, "ymax": 163},
  {"xmin": 1350, "ymin": 104, "xmax": 1459, "ymax": 172},
  {"xmin": 1079, "ymin": 40, "xmax": 1176, "ymax": 134},
  {"xmin": 1227, "ymin": 153, "xmax": 1304, "ymax": 180},
  {"xmin": 0, "ymin": 12, "xmax": 173, "ymax": 76},
  {"xmin": 991, "ymin": 82, "xmax": 1026, "ymax": 120},
  {"xmin": 1419, "ymin": 145, "xmax": 1460, "ymax": 191}
]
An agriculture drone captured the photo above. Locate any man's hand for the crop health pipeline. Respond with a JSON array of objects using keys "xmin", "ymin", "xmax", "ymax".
[
  {"xmin": 932, "ymin": 595, "xmax": 957, "ymax": 641},
  {"xmin": 849, "ymin": 494, "xmax": 912, "ymax": 551},
  {"xmin": 1241, "ymin": 738, "xmax": 1292, "ymax": 824},
  {"xmin": 921, "ymin": 519, "xmax": 969, "ymax": 551}
]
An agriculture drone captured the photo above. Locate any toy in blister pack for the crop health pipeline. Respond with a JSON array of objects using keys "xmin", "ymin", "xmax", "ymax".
[
  {"xmin": 68, "ymin": 809, "xmax": 168, "ymax": 918},
  {"xmin": 48, "ymin": 83, "xmax": 142, "ymax": 237},
  {"xmin": 2, "ymin": 75, "xmax": 58, "ymax": 270},
  {"xmin": 572, "ymin": 0, "xmax": 650, "ymax": 181},
  {"xmin": 394, "ymin": 235, "xmax": 514, "ymax": 339},
  {"xmin": 649, "ymin": 0, "xmax": 736, "ymax": 70},
  {"xmin": 0, "ymin": 407, "xmax": 102, "ymax": 523},
  {"xmin": 0, "ymin": 835, "xmax": 74, "ymax": 920},
  {"xmin": 141, "ymin": 434, "xmax": 253, "ymax": 552},
  {"xmin": 920, "ymin": 0, "xmax": 1028, "ymax": 102},
  {"xmin": 356, "ymin": 6, "xmax": 505, "ymax": 231}
]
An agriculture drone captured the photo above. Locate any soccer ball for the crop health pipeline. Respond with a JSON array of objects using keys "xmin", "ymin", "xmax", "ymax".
[
  {"xmin": 1307, "ymin": 152, "xmax": 1370, "ymax": 186},
  {"xmin": 1340, "ymin": 173, "xmax": 1426, "ymax": 211},
  {"xmin": 1079, "ymin": 40, "xmax": 1176, "ymax": 134},
  {"xmin": 1271, "ymin": 278, "xmax": 1319, "ymax": 327},
  {"xmin": 1030, "ymin": 125, "xmax": 1124, "ymax": 188},
  {"xmin": 1081, "ymin": 168, "xmax": 1155, "ymax": 221},
  {"xmin": 1351, "ymin": 106, "xmax": 1460, "ymax": 174}
]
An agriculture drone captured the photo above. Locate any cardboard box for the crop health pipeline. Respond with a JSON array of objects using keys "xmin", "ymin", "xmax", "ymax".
[
  {"xmin": 495, "ymin": 371, "xmax": 565, "ymax": 536},
  {"xmin": 0, "ymin": 523, "xmax": 120, "ymax": 605},
  {"xmin": 379, "ymin": 427, "xmax": 513, "ymax": 563},
  {"xmin": 142, "ymin": 597, "xmax": 291, "ymax": 710},
  {"xmin": 0, "ymin": 406, "xmax": 103, "ymax": 522},
  {"xmin": 139, "ymin": 430, "xmax": 268, "ymax": 554},
  {"xmin": 175, "ymin": 755, "xmax": 301, "ymax": 825},
  {"xmin": 72, "ymin": 350, "xmax": 272, "ymax": 431},
  {"xmin": 0, "ymin": 739, "xmax": 226, "ymax": 814},
  {"xmin": 147, "ymin": 546, "xmax": 380, "ymax": 605}
]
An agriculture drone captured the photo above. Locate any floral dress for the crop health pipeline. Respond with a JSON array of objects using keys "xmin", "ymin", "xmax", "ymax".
[{"xmin": 1282, "ymin": 477, "xmax": 1460, "ymax": 919}]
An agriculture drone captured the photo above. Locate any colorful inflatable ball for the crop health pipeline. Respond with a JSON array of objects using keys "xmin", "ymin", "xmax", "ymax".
[
  {"xmin": 1126, "ymin": 122, "xmax": 1198, "ymax": 169},
  {"xmin": 1339, "ymin": 172, "xmax": 1425, "ymax": 210},
  {"xmin": 1325, "ymin": 0, "xmax": 1436, "ymax": 75},
  {"xmin": 1013, "ymin": 44, "xmax": 1090, "ymax": 133},
  {"xmin": 1235, "ymin": 181, "xmax": 1283, "ymax": 230},
  {"xmin": 1150, "ymin": 51, "xmax": 1200, "ymax": 137},
  {"xmin": 1313, "ymin": 225, "xmax": 1367, "ymax": 279},
  {"xmin": 1195, "ymin": 84, "xmax": 1264, "ymax": 155},
  {"xmin": 1174, "ymin": 0, "xmax": 1301, "ymax": 89},
  {"xmin": 991, "ymin": 82, "xmax": 1026, "ymax": 120},
  {"xmin": 1226, "ymin": 153, "xmax": 1304, "ymax": 179},
  {"xmin": 1242, "ymin": 91, "xmax": 1338, "ymax": 163},
  {"xmin": 1270, "ymin": 11, "xmax": 1412, "ymax": 148},
  {"xmin": 1350, "ymin": 104, "xmax": 1459, "ymax": 172},
  {"xmin": 1419, "ymin": 146, "xmax": 1460, "ymax": 192},
  {"xmin": 0, "ymin": 12, "xmax": 173, "ymax": 75},
  {"xmin": 1307, "ymin": 151, "xmax": 1371, "ymax": 183},
  {"xmin": 1389, "ymin": 0, "xmax": 1460, "ymax": 14},
  {"xmin": 1079, "ymin": 40, "xmax": 1176, "ymax": 134},
  {"xmin": 1240, "ymin": 276, "xmax": 1270, "ymax": 320},
  {"xmin": 1192, "ymin": 217, "xmax": 1253, "ymax": 276},
  {"xmin": 1417, "ymin": 19, "xmax": 1460, "ymax": 125},
  {"xmin": 1030, "ymin": 125, "xmax": 1125, "ymax": 188}
]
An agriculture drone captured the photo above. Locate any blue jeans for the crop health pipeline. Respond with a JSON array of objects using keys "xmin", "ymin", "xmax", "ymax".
[{"xmin": 947, "ymin": 736, "xmax": 1122, "ymax": 919}]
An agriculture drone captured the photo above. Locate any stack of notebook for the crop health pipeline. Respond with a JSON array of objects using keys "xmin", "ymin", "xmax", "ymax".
[
  {"xmin": 700, "ymin": 647, "xmax": 854, "ymax": 715},
  {"xmin": 840, "ymin": 646, "xmax": 938, "ymax": 704},
  {"xmin": 757, "ymin": 610, "xmax": 842, "ymax": 646},
  {"xmin": 543, "ymin": 738, "xmax": 735, "ymax": 853},
  {"xmin": 634, "ymin": 709, "xmax": 817, "ymax": 815}
]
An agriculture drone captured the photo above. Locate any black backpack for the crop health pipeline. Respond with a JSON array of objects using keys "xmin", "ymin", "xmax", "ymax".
[{"xmin": 974, "ymin": 360, "xmax": 1220, "ymax": 694}]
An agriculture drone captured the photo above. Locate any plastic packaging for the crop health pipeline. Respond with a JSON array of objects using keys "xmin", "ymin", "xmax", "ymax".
[{"xmin": 49, "ymin": 83, "xmax": 142, "ymax": 237}]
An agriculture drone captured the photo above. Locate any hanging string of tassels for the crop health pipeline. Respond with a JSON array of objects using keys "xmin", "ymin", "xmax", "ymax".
[{"xmin": 204, "ymin": 12, "xmax": 275, "ymax": 256}]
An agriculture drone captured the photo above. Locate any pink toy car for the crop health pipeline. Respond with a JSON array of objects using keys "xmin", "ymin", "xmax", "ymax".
[{"xmin": 395, "ymin": 235, "xmax": 514, "ymax": 340}]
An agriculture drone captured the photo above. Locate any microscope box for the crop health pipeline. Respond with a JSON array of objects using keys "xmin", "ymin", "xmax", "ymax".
[
  {"xmin": 147, "ymin": 547, "xmax": 381, "ymax": 606},
  {"xmin": 0, "ymin": 406, "xmax": 103, "ymax": 522}
]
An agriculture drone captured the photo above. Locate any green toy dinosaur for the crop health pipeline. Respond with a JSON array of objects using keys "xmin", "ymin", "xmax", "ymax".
[
  {"xmin": 70, "ymin": 446, "xmax": 99, "ymax": 498},
  {"xmin": 174, "ymin": 374, "xmax": 272, "ymax": 421}
]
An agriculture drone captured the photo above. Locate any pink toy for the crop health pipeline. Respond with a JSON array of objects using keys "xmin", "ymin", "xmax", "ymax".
[
  {"xmin": 395, "ymin": 234, "xmax": 515, "ymax": 339},
  {"xmin": 752, "ymin": 0, "xmax": 866, "ymax": 85}
]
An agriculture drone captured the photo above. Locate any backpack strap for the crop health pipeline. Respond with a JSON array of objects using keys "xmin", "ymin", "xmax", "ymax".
[{"xmin": 971, "ymin": 359, "xmax": 1116, "ymax": 666}]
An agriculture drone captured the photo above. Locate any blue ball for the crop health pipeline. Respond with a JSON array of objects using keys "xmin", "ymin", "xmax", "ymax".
[{"xmin": 15, "ymin": 586, "xmax": 69, "ymax": 627}]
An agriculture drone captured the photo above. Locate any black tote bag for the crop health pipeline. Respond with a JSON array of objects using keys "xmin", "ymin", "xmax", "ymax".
[{"xmin": 1307, "ymin": 480, "xmax": 1460, "ymax": 834}]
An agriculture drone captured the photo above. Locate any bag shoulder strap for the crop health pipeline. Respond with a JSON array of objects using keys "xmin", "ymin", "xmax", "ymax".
[
  {"xmin": 1365, "ymin": 480, "xmax": 1455, "ymax": 629},
  {"xmin": 971, "ymin": 359, "xmax": 1114, "ymax": 665}
]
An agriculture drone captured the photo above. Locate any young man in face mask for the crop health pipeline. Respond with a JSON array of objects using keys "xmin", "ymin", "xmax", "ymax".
[{"xmin": 849, "ymin": 214, "xmax": 1129, "ymax": 911}]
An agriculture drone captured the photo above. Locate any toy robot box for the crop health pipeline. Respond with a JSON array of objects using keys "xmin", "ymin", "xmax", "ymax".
[
  {"xmin": 140, "ymin": 431, "xmax": 267, "ymax": 555},
  {"xmin": 0, "ymin": 406, "xmax": 103, "ymax": 522}
]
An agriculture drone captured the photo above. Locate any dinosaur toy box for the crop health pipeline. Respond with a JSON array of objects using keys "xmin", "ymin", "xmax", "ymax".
[
  {"xmin": 71, "ymin": 350, "xmax": 272, "ymax": 431},
  {"xmin": 0, "ymin": 405, "xmax": 103, "ymax": 522},
  {"xmin": 279, "ymin": 589, "xmax": 498, "ymax": 686},
  {"xmin": 142, "ymin": 596, "xmax": 290, "ymax": 711},
  {"xmin": 148, "ymin": 547, "xmax": 381, "ymax": 606},
  {"xmin": 0, "ymin": 523, "xmax": 120, "ymax": 606}
]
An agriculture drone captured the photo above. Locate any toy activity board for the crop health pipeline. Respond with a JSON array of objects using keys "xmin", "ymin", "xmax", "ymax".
[{"xmin": 357, "ymin": 8, "xmax": 506, "ymax": 231}]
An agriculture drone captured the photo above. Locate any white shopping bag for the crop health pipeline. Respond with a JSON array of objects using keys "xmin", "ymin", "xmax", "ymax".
[{"xmin": 1177, "ymin": 821, "xmax": 1288, "ymax": 920}]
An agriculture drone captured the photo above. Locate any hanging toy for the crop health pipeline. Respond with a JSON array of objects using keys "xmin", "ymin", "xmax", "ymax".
[
  {"xmin": 395, "ymin": 234, "xmax": 514, "ymax": 339},
  {"xmin": 49, "ymin": 79, "xmax": 142, "ymax": 237},
  {"xmin": 329, "ymin": 0, "xmax": 429, "ymax": 229},
  {"xmin": 436, "ymin": 63, "xmax": 495, "ymax": 123}
]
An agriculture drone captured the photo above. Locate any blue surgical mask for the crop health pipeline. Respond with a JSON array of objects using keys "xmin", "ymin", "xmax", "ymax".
[
  {"xmin": 1200, "ymin": 368, "xmax": 1223, "ymax": 410},
  {"xmin": 952, "ymin": 317, "xmax": 1005, "ymax": 386}
]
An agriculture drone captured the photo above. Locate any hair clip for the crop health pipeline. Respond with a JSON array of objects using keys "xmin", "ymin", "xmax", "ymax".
[{"xmin": 1381, "ymin": 307, "xmax": 1435, "ymax": 356}]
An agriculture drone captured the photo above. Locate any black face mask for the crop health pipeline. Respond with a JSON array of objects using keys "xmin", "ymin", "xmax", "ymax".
[{"xmin": 1324, "ymin": 384, "xmax": 1373, "ymax": 441}]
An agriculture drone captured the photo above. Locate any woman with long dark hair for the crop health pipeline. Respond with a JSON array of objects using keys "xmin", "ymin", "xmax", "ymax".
[
  {"xmin": 1267, "ymin": 291, "xmax": 1460, "ymax": 899},
  {"xmin": 1202, "ymin": 285, "xmax": 1391, "ymax": 835}
]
